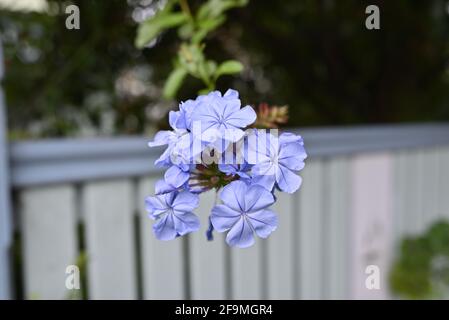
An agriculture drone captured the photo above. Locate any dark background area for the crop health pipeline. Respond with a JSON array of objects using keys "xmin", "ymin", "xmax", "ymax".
[{"xmin": 1, "ymin": 0, "xmax": 449, "ymax": 139}]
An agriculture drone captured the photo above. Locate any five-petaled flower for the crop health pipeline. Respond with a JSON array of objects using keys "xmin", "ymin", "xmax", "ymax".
[
  {"xmin": 145, "ymin": 191, "xmax": 200, "ymax": 241},
  {"xmin": 250, "ymin": 132, "xmax": 306, "ymax": 193},
  {"xmin": 210, "ymin": 181, "xmax": 278, "ymax": 248}
]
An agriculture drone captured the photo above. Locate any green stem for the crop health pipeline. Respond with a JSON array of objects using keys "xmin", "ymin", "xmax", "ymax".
[{"xmin": 179, "ymin": 0, "xmax": 193, "ymax": 20}]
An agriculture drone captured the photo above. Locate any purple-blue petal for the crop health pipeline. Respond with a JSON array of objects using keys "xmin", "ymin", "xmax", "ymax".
[
  {"xmin": 246, "ymin": 209, "xmax": 278, "ymax": 238},
  {"xmin": 171, "ymin": 191, "xmax": 199, "ymax": 212},
  {"xmin": 276, "ymin": 165, "xmax": 302, "ymax": 193},
  {"xmin": 153, "ymin": 214, "xmax": 178, "ymax": 241},
  {"xmin": 210, "ymin": 204, "xmax": 242, "ymax": 232},
  {"xmin": 148, "ymin": 130, "xmax": 172, "ymax": 147},
  {"xmin": 225, "ymin": 105, "xmax": 256, "ymax": 128},
  {"xmin": 172, "ymin": 211, "xmax": 200, "ymax": 236},
  {"xmin": 164, "ymin": 165, "xmax": 190, "ymax": 188},
  {"xmin": 225, "ymin": 217, "xmax": 255, "ymax": 248},
  {"xmin": 155, "ymin": 179, "xmax": 176, "ymax": 195},
  {"xmin": 220, "ymin": 180, "xmax": 247, "ymax": 212},
  {"xmin": 244, "ymin": 185, "xmax": 275, "ymax": 212}
]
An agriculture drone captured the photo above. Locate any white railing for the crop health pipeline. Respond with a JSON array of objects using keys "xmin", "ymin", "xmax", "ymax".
[{"xmin": 3, "ymin": 124, "xmax": 449, "ymax": 299}]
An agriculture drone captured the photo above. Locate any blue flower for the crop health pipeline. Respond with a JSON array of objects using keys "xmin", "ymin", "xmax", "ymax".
[
  {"xmin": 169, "ymin": 99, "xmax": 196, "ymax": 130},
  {"xmin": 154, "ymin": 179, "xmax": 177, "ymax": 195},
  {"xmin": 218, "ymin": 162, "xmax": 252, "ymax": 180},
  {"xmin": 148, "ymin": 128, "xmax": 192, "ymax": 167},
  {"xmin": 145, "ymin": 191, "xmax": 200, "ymax": 240},
  {"xmin": 164, "ymin": 163, "xmax": 191, "ymax": 188},
  {"xmin": 210, "ymin": 181, "xmax": 278, "ymax": 248},
  {"xmin": 191, "ymin": 89, "xmax": 256, "ymax": 153},
  {"xmin": 250, "ymin": 132, "xmax": 307, "ymax": 193}
]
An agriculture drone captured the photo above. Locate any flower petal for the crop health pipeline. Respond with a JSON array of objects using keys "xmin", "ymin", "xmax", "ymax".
[
  {"xmin": 251, "ymin": 172, "xmax": 276, "ymax": 191},
  {"xmin": 173, "ymin": 211, "xmax": 200, "ymax": 236},
  {"xmin": 279, "ymin": 143, "xmax": 307, "ymax": 171},
  {"xmin": 279, "ymin": 132, "xmax": 303, "ymax": 146},
  {"xmin": 153, "ymin": 214, "xmax": 178, "ymax": 241},
  {"xmin": 244, "ymin": 185, "xmax": 275, "ymax": 212},
  {"xmin": 247, "ymin": 209, "xmax": 278, "ymax": 238},
  {"xmin": 225, "ymin": 217, "xmax": 255, "ymax": 248},
  {"xmin": 145, "ymin": 196, "xmax": 168, "ymax": 219},
  {"xmin": 148, "ymin": 130, "xmax": 173, "ymax": 147},
  {"xmin": 220, "ymin": 180, "xmax": 247, "ymax": 212},
  {"xmin": 225, "ymin": 105, "xmax": 256, "ymax": 128},
  {"xmin": 276, "ymin": 164, "xmax": 303, "ymax": 193},
  {"xmin": 155, "ymin": 179, "xmax": 176, "ymax": 195},
  {"xmin": 210, "ymin": 204, "xmax": 242, "ymax": 232},
  {"xmin": 164, "ymin": 165, "xmax": 190, "ymax": 188},
  {"xmin": 218, "ymin": 164, "xmax": 238, "ymax": 175},
  {"xmin": 172, "ymin": 191, "xmax": 199, "ymax": 212},
  {"xmin": 223, "ymin": 88, "xmax": 239, "ymax": 99},
  {"xmin": 154, "ymin": 145, "xmax": 173, "ymax": 167},
  {"xmin": 169, "ymin": 111, "xmax": 180, "ymax": 129},
  {"xmin": 222, "ymin": 128, "xmax": 245, "ymax": 143}
]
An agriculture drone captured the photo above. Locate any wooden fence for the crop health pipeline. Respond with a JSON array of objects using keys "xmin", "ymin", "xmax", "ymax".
[
  {"xmin": 2, "ymin": 30, "xmax": 449, "ymax": 300},
  {"xmin": 1, "ymin": 125, "xmax": 448, "ymax": 299}
]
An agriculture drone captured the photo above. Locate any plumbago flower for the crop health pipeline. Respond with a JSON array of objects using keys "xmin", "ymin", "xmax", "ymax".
[
  {"xmin": 211, "ymin": 181, "xmax": 278, "ymax": 248},
  {"xmin": 145, "ymin": 89, "xmax": 307, "ymax": 247},
  {"xmin": 145, "ymin": 191, "xmax": 200, "ymax": 240}
]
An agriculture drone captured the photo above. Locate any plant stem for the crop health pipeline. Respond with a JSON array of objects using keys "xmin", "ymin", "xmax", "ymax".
[{"xmin": 179, "ymin": 0, "xmax": 192, "ymax": 19}]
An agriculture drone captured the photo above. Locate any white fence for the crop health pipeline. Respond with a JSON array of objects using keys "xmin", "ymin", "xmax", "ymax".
[{"xmin": 2, "ymin": 125, "xmax": 449, "ymax": 299}]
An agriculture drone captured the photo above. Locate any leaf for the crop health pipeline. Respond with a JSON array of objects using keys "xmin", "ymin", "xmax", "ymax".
[
  {"xmin": 215, "ymin": 60, "xmax": 244, "ymax": 79},
  {"xmin": 135, "ymin": 12, "xmax": 188, "ymax": 48},
  {"xmin": 197, "ymin": 0, "xmax": 249, "ymax": 20},
  {"xmin": 163, "ymin": 67, "xmax": 188, "ymax": 99},
  {"xmin": 177, "ymin": 23, "xmax": 194, "ymax": 40},
  {"xmin": 192, "ymin": 15, "xmax": 226, "ymax": 43}
]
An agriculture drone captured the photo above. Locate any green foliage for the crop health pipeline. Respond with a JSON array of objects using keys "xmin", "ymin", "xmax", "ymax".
[
  {"xmin": 3, "ymin": 1, "xmax": 449, "ymax": 138},
  {"xmin": 215, "ymin": 60, "xmax": 243, "ymax": 79},
  {"xmin": 163, "ymin": 66, "xmax": 188, "ymax": 99},
  {"xmin": 135, "ymin": 0, "xmax": 188, "ymax": 48},
  {"xmin": 135, "ymin": 0, "xmax": 248, "ymax": 99},
  {"xmin": 390, "ymin": 220, "xmax": 449, "ymax": 299}
]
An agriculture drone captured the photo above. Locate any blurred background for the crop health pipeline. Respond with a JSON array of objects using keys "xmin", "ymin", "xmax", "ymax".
[{"xmin": 1, "ymin": 0, "xmax": 449, "ymax": 300}]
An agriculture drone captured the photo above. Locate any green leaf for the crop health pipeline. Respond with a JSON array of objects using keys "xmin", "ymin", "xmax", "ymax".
[
  {"xmin": 135, "ymin": 12, "xmax": 188, "ymax": 48},
  {"xmin": 163, "ymin": 67, "xmax": 188, "ymax": 99},
  {"xmin": 177, "ymin": 23, "xmax": 194, "ymax": 40},
  {"xmin": 197, "ymin": 0, "xmax": 249, "ymax": 20},
  {"xmin": 215, "ymin": 60, "xmax": 244, "ymax": 79},
  {"xmin": 192, "ymin": 15, "xmax": 226, "ymax": 43}
]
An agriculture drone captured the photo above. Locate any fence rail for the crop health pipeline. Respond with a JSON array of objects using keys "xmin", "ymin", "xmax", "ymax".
[
  {"xmin": 3, "ymin": 124, "xmax": 449, "ymax": 299},
  {"xmin": 9, "ymin": 123, "xmax": 449, "ymax": 187}
]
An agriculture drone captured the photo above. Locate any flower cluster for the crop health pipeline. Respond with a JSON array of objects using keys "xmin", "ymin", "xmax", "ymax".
[{"xmin": 145, "ymin": 89, "xmax": 307, "ymax": 248}]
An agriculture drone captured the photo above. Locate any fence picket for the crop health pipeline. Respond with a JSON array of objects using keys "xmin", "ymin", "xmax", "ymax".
[
  {"xmin": 230, "ymin": 240, "xmax": 263, "ymax": 299},
  {"xmin": 266, "ymin": 191, "xmax": 294, "ymax": 299},
  {"xmin": 393, "ymin": 151, "xmax": 407, "ymax": 242},
  {"xmin": 21, "ymin": 185, "xmax": 77, "ymax": 299},
  {"xmin": 297, "ymin": 160, "xmax": 324, "ymax": 299},
  {"xmin": 350, "ymin": 153, "xmax": 393, "ymax": 299},
  {"xmin": 404, "ymin": 150, "xmax": 425, "ymax": 234},
  {"xmin": 440, "ymin": 147, "xmax": 449, "ymax": 220},
  {"xmin": 189, "ymin": 190, "xmax": 227, "ymax": 299},
  {"xmin": 83, "ymin": 180, "xmax": 136, "ymax": 299},
  {"xmin": 421, "ymin": 148, "xmax": 439, "ymax": 227},
  {"xmin": 325, "ymin": 157, "xmax": 349, "ymax": 299},
  {"xmin": 138, "ymin": 176, "xmax": 186, "ymax": 299}
]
